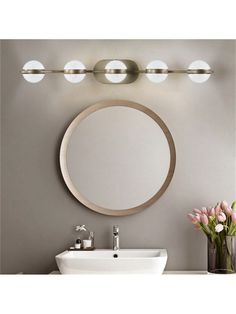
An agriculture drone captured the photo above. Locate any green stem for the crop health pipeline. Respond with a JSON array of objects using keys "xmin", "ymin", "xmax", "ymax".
[{"xmin": 230, "ymin": 225, "xmax": 236, "ymax": 236}]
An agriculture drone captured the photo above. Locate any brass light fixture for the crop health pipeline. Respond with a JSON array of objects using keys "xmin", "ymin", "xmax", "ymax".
[
  {"xmin": 21, "ymin": 59, "xmax": 213, "ymax": 84},
  {"xmin": 94, "ymin": 59, "xmax": 139, "ymax": 84}
]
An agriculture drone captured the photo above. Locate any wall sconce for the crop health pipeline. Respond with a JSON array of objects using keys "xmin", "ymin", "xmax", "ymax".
[{"xmin": 21, "ymin": 59, "xmax": 213, "ymax": 84}]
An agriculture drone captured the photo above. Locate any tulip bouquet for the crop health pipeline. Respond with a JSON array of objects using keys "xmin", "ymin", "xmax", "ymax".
[
  {"xmin": 188, "ymin": 200, "xmax": 236, "ymax": 273},
  {"xmin": 188, "ymin": 200, "xmax": 236, "ymax": 240}
]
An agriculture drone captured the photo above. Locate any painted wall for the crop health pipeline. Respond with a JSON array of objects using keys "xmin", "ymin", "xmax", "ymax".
[
  {"xmin": 0, "ymin": 40, "xmax": 235, "ymax": 273},
  {"xmin": 0, "ymin": 40, "xmax": 2, "ymax": 273}
]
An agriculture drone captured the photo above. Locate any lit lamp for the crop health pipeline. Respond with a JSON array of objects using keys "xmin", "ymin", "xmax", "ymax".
[
  {"xmin": 145, "ymin": 60, "xmax": 168, "ymax": 83},
  {"xmin": 22, "ymin": 60, "xmax": 45, "ymax": 83},
  {"xmin": 64, "ymin": 60, "xmax": 86, "ymax": 83},
  {"xmin": 105, "ymin": 60, "xmax": 127, "ymax": 83},
  {"xmin": 188, "ymin": 60, "xmax": 211, "ymax": 83},
  {"xmin": 93, "ymin": 59, "xmax": 139, "ymax": 84},
  {"xmin": 21, "ymin": 58, "xmax": 213, "ymax": 84}
]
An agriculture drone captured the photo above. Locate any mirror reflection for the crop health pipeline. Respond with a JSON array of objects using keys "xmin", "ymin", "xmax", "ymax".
[{"xmin": 60, "ymin": 100, "xmax": 176, "ymax": 216}]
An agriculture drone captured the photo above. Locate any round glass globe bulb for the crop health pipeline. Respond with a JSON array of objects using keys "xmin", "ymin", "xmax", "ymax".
[
  {"xmin": 188, "ymin": 60, "xmax": 211, "ymax": 83},
  {"xmin": 146, "ymin": 60, "xmax": 168, "ymax": 83},
  {"xmin": 64, "ymin": 60, "xmax": 86, "ymax": 83},
  {"xmin": 105, "ymin": 60, "xmax": 127, "ymax": 83},
  {"xmin": 22, "ymin": 60, "xmax": 45, "ymax": 83}
]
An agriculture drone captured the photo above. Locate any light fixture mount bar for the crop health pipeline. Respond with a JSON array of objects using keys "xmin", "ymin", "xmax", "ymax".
[
  {"xmin": 21, "ymin": 68, "xmax": 213, "ymax": 75},
  {"xmin": 21, "ymin": 69, "xmax": 89, "ymax": 74}
]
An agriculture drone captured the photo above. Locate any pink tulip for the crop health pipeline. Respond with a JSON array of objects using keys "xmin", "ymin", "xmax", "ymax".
[
  {"xmin": 201, "ymin": 207, "xmax": 208, "ymax": 214},
  {"xmin": 193, "ymin": 208, "xmax": 202, "ymax": 214},
  {"xmin": 209, "ymin": 207, "xmax": 215, "ymax": 217},
  {"xmin": 232, "ymin": 212, "xmax": 236, "ymax": 224},
  {"xmin": 224, "ymin": 206, "xmax": 233, "ymax": 216},
  {"xmin": 220, "ymin": 200, "xmax": 228, "ymax": 211},
  {"xmin": 215, "ymin": 203, "xmax": 222, "ymax": 215},
  {"xmin": 207, "ymin": 207, "xmax": 212, "ymax": 215},
  {"xmin": 200, "ymin": 214, "xmax": 209, "ymax": 225},
  {"xmin": 187, "ymin": 214, "xmax": 195, "ymax": 222},
  {"xmin": 217, "ymin": 212, "xmax": 226, "ymax": 222},
  {"xmin": 194, "ymin": 214, "xmax": 201, "ymax": 222},
  {"xmin": 187, "ymin": 214, "xmax": 199, "ymax": 224}
]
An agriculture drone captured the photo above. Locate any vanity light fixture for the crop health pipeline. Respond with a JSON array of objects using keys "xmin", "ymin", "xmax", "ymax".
[
  {"xmin": 64, "ymin": 60, "xmax": 86, "ymax": 83},
  {"xmin": 22, "ymin": 60, "xmax": 45, "ymax": 83},
  {"xmin": 21, "ymin": 59, "xmax": 213, "ymax": 84},
  {"xmin": 187, "ymin": 60, "xmax": 212, "ymax": 83},
  {"xmin": 94, "ymin": 59, "xmax": 139, "ymax": 84},
  {"xmin": 145, "ymin": 60, "xmax": 168, "ymax": 83},
  {"xmin": 104, "ymin": 60, "xmax": 127, "ymax": 83}
]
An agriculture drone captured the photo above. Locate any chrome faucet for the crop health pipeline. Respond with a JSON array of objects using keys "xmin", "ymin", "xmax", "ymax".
[{"xmin": 113, "ymin": 225, "xmax": 120, "ymax": 251}]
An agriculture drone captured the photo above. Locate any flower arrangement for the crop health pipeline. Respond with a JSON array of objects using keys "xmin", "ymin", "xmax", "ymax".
[
  {"xmin": 188, "ymin": 200, "xmax": 236, "ymax": 273},
  {"xmin": 187, "ymin": 200, "xmax": 236, "ymax": 240}
]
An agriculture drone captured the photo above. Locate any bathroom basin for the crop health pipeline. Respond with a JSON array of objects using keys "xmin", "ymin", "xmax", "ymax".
[{"xmin": 55, "ymin": 249, "xmax": 167, "ymax": 274}]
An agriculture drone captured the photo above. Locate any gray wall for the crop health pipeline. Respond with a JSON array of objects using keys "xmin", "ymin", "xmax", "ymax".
[
  {"xmin": 0, "ymin": 40, "xmax": 2, "ymax": 273},
  {"xmin": 0, "ymin": 40, "xmax": 235, "ymax": 274}
]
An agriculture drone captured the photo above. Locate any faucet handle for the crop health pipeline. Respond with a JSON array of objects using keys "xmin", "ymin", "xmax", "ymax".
[{"xmin": 113, "ymin": 225, "xmax": 119, "ymax": 234}]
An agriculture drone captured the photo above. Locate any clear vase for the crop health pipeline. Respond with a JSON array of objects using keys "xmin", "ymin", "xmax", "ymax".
[{"xmin": 208, "ymin": 236, "xmax": 236, "ymax": 274}]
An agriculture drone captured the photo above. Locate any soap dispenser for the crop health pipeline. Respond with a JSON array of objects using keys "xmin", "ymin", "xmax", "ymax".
[{"xmin": 75, "ymin": 238, "xmax": 82, "ymax": 249}]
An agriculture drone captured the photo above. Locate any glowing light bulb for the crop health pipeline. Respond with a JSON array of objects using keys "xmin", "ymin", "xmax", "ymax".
[
  {"xmin": 146, "ymin": 60, "xmax": 168, "ymax": 83},
  {"xmin": 188, "ymin": 60, "xmax": 211, "ymax": 83},
  {"xmin": 22, "ymin": 60, "xmax": 45, "ymax": 83},
  {"xmin": 105, "ymin": 60, "xmax": 127, "ymax": 83},
  {"xmin": 64, "ymin": 60, "xmax": 86, "ymax": 83}
]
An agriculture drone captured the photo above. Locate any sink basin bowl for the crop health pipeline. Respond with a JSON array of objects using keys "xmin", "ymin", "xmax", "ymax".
[{"xmin": 55, "ymin": 249, "xmax": 167, "ymax": 274}]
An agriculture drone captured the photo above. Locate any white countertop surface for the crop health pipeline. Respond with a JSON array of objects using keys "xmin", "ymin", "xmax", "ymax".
[{"xmin": 50, "ymin": 270, "xmax": 209, "ymax": 275}]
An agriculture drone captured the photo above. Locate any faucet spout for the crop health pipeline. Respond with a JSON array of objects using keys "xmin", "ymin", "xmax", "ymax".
[{"xmin": 113, "ymin": 225, "xmax": 120, "ymax": 251}]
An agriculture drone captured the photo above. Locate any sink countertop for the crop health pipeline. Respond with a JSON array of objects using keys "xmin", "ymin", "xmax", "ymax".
[{"xmin": 49, "ymin": 270, "xmax": 209, "ymax": 275}]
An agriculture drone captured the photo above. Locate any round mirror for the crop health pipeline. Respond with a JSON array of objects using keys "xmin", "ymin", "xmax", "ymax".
[{"xmin": 60, "ymin": 100, "xmax": 176, "ymax": 216}]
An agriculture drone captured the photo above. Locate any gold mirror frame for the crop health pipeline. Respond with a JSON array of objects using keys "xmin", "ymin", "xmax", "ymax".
[{"xmin": 60, "ymin": 100, "xmax": 176, "ymax": 216}]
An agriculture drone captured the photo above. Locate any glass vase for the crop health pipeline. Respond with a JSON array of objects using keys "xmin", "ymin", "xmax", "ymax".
[{"xmin": 208, "ymin": 236, "xmax": 236, "ymax": 274}]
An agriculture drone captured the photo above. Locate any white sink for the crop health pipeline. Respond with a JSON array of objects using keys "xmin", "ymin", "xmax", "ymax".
[{"xmin": 55, "ymin": 249, "xmax": 167, "ymax": 274}]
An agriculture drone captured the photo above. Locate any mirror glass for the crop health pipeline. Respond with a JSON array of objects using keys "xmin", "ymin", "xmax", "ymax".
[{"xmin": 60, "ymin": 100, "xmax": 176, "ymax": 216}]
